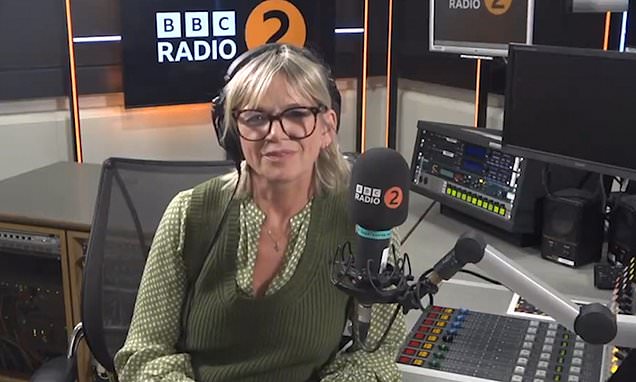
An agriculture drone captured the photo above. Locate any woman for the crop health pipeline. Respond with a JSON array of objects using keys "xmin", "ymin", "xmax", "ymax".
[{"xmin": 114, "ymin": 43, "xmax": 405, "ymax": 382}]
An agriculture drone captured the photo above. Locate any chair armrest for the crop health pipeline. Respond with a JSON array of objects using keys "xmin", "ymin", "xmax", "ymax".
[{"xmin": 30, "ymin": 355, "xmax": 77, "ymax": 382}]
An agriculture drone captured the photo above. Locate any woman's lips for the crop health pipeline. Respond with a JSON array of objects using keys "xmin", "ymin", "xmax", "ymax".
[{"xmin": 262, "ymin": 150, "xmax": 295, "ymax": 160}]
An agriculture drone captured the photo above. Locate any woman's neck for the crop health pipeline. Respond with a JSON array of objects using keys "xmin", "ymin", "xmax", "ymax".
[{"xmin": 250, "ymin": 173, "xmax": 313, "ymax": 224}]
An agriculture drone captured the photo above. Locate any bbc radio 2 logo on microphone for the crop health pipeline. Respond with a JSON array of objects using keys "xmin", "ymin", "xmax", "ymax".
[{"xmin": 355, "ymin": 184, "xmax": 404, "ymax": 209}]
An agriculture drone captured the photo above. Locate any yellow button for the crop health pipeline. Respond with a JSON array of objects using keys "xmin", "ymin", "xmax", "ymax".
[
  {"xmin": 418, "ymin": 351, "xmax": 430, "ymax": 358},
  {"xmin": 461, "ymin": 194, "xmax": 467, "ymax": 201},
  {"xmin": 446, "ymin": 188, "xmax": 452, "ymax": 195},
  {"xmin": 413, "ymin": 359, "xmax": 424, "ymax": 366},
  {"xmin": 494, "ymin": 206, "xmax": 500, "ymax": 214},
  {"xmin": 432, "ymin": 328, "xmax": 442, "ymax": 334},
  {"xmin": 488, "ymin": 204, "xmax": 494, "ymax": 211},
  {"xmin": 477, "ymin": 200, "xmax": 483, "ymax": 207},
  {"xmin": 440, "ymin": 314, "xmax": 450, "ymax": 320},
  {"xmin": 427, "ymin": 335, "xmax": 439, "ymax": 342},
  {"xmin": 444, "ymin": 308, "xmax": 454, "ymax": 313},
  {"xmin": 451, "ymin": 190, "xmax": 457, "ymax": 196},
  {"xmin": 472, "ymin": 197, "xmax": 478, "ymax": 204},
  {"xmin": 436, "ymin": 322, "xmax": 447, "ymax": 327},
  {"xmin": 423, "ymin": 343, "xmax": 433, "ymax": 350},
  {"xmin": 499, "ymin": 208, "xmax": 506, "ymax": 216}
]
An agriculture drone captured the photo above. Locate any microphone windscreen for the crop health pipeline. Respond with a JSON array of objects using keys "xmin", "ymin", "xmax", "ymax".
[{"xmin": 349, "ymin": 147, "xmax": 410, "ymax": 231}]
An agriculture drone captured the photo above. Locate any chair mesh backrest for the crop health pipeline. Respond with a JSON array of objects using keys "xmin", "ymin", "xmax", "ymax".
[{"xmin": 81, "ymin": 158, "xmax": 235, "ymax": 372}]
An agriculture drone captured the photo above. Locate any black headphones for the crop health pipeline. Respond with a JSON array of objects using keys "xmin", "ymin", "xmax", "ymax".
[{"xmin": 211, "ymin": 43, "xmax": 342, "ymax": 167}]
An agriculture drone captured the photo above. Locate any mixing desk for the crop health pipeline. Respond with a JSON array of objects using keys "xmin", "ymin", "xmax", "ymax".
[{"xmin": 397, "ymin": 305, "xmax": 605, "ymax": 382}]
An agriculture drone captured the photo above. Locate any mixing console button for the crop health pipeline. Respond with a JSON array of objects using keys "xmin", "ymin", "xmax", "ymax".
[
  {"xmin": 432, "ymin": 306, "xmax": 442, "ymax": 312},
  {"xmin": 511, "ymin": 376, "xmax": 523, "ymax": 382},
  {"xmin": 520, "ymin": 349, "xmax": 531, "ymax": 357},
  {"xmin": 412, "ymin": 359, "xmax": 424, "ymax": 366},
  {"xmin": 418, "ymin": 351, "xmax": 430, "ymax": 358},
  {"xmin": 549, "ymin": 323, "xmax": 559, "ymax": 330},
  {"xmin": 571, "ymin": 358, "xmax": 582, "ymax": 366},
  {"xmin": 523, "ymin": 342, "xmax": 533, "ymax": 349},
  {"xmin": 439, "ymin": 344, "xmax": 450, "ymax": 352},
  {"xmin": 547, "ymin": 330, "xmax": 557, "ymax": 337},
  {"xmin": 414, "ymin": 332, "xmax": 425, "ymax": 339},
  {"xmin": 545, "ymin": 338, "xmax": 555, "ymax": 344},
  {"xmin": 517, "ymin": 357, "xmax": 528, "ymax": 365},
  {"xmin": 536, "ymin": 370, "xmax": 547, "ymax": 378},
  {"xmin": 557, "ymin": 357, "xmax": 565, "ymax": 365},
  {"xmin": 419, "ymin": 325, "xmax": 431, "ymax": 332},
  {"xmin": 559, "ymin": 349, "xmax": 567, "ymax": 356},
  {"xmin": 572, "ymin": 350, "xmax": 583, "ymax": 357},
  {"xmin": 427, "ymin": 335, "xmax": 439, "ymax": 342},
  {"xmin": 561, "ymin": 341, "xmax": 569, "ymax": 348},
  {"xmin": 424, "ymin": 319, "xmax": 434, "ymax": 325},
  {"xmin": 440, "ymin": 314, "xmax": 451, "ymax": 320},
  {"xmin": 399, "ymin": 356, "xmax": 411, "ymax": 363},
  {"xmin": 444, "ymin": 308, "xmax": 454, "ymax": 313},
  {"xmin": 423, "ymin": 343, "xmax": 434, "ymax": 350},
  {"xmin": 427, "ymin": 313, "xmax": 439, "ymax": 319},
  {"xmin": 574, "ymin": 342, "xmax": 584, "ymax": 350},
  {"xmin": 538, "ymin": 361, "xmax": 549, "ymax": 369},
  {"xmin": 527, "ymin": 327, "xmax": 538, "ymax": 334},
  {"xmin": 530, "ymin": 320, "xmax": 540, "ymax": 327},
  {"xmin": 442, "ymin": 335, "xmax": 454, "ymax": 343},
  {"xmin": 408, "ymin": 341, "xmax": 421, "ymax": 347},
  {"xmin": 554, "ymin": 374, "xmax": 562, "ymax": 381},
  {"xmin": 404, "ymin": 348, "xmax": 416, "ymax": 355},
  {"xmin": 448, "ymin": 329, "xmax": 458, "ymax": 336},
  {"xmin": 429, "ymin": 360, "xmax": 440, "ymax": 368},
  {"xmin": 525, "ymin": 334, "xmax": 536, "ymax": 341},
  {"xmin": 433, "ymin": 352, "xmax": 445, "ymax": 359},
  {"xmin": 555, "ymin": 366, "xmax": 563, "ymax": 373},
  {"xmin": 569, "ymin": 366, "xmax": 580, "ymax": 374},
  {"xmin": 436, "ymin": 321, "xmax": 447, "ymax": 327},
  {"xmin": 543, "ymin": 345, "xmax": 553, "ymax": 352},
  {"xmin": 431, "ymin": 328, "xmax": 443, "ymax": 335},
  {"xmin": 514, "ymin": 366, "xmax": 525, "ymax": 374},
  {"xmin": 540, "ymin": 353, "xmax": 551, "ymax": 360},
  {"xmin": 562, "ymin": 333, "xmax": 571, "ymax": 340},
  {"xmin": 455, "ymin": 314, "xmax": 466, "ymax": 321},
  {"xmin": 534, "ymin": 379, "xmax": 545, "ymax": 382},
  {"xmin": 567, "ymin": 376, "xmax": 579, "ymax": 382},
  {"xmin": 451, "ymin": 322, "xmax": 463, "ymax": 329}
]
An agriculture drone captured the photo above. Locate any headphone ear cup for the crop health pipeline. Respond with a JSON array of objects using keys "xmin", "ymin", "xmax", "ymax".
[
  {"xmin": 223, "ymin": 127, "xmax": 244, "ymax": 164},
  {"xmin": 212, "ymin": 94, "xmax": 226, "ymax": 148},
  {"xmin": 327, "ymin": 78, "xmax": 342, "ymax": 133}
]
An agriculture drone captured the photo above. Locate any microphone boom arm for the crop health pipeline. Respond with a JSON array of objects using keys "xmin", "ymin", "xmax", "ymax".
[{"xmin": 427, "ymin": 232, "xmax": 636, "ymax": 348}]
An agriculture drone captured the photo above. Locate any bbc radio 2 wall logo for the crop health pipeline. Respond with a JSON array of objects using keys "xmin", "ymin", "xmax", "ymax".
[{"xmin": 155, "ymin": 0, "xmax": 307, "ymax": 63}]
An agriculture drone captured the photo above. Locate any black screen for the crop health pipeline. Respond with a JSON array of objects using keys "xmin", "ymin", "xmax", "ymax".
[{"xmin": 503, "ymin": 45, "xmax": 636, "ymax": 178}]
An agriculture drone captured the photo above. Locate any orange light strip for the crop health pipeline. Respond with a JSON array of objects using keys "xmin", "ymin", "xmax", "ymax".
[
  {"xmin": 603, "ymin": 11, "xmax": 611, "ymax": 50},
  {"xmin": 64, "ymin": 0, "xmax": 82, "ymax": 162},
  {"xmin": 473, "ymin": 58, "xmax": 481, "ymax": 128},
  {"xmin": 361, "ymin": 0, "xmax": 369, "ymax": 152},
  {"xmin": 384, "ymin": 0, "xmax": 394, "ymax": 147}
]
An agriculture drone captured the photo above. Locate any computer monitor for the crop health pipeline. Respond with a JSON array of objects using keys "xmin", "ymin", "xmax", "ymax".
[
  {"xmin": 429, "ymin": 0, "xmax": 535, "ymax": 57},
  {"xmin": 502, "ymin": 44, "xmax": 636, "ymax": 180}
]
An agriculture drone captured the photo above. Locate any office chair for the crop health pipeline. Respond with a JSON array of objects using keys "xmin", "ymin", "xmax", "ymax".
[{"xmin": 30, "ymin": 157, "xmax": 235, "ymax": 382}]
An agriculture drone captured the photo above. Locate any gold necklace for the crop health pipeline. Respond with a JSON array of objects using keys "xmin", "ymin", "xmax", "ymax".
[{"xmin": 265, "ymin": 225, "xmax": 288, "ymax": 252}]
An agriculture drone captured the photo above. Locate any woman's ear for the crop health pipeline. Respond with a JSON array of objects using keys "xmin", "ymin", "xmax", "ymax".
[{"xmin": 320, "ymin": 109, "xmax": 337, "ymax": 149}]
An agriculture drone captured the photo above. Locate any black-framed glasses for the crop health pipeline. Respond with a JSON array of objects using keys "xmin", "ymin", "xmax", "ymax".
[{"xmin": 232, "ymin": 105, "xmax": 328, "ymax": 141}]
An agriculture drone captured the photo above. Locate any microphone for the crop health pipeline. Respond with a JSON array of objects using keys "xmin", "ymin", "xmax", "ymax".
[{"xmin": 347, "ymin": 147, "xmax": 410, "ymax": 341}]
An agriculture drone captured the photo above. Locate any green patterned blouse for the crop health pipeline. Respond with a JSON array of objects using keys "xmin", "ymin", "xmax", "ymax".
[{"xmin": 114, "ymin": 189, "xmax": 406, "ymax": 382}]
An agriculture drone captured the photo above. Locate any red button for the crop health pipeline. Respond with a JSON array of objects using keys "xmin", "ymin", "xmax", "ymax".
[
  {"xmin": 419, "ymin": 325, "xmax": 431, "ymax": 332},
  {"xmin": 414, "ymin": 332, "xmax": 425, "ymax": 339},
  {"xmin": 427, "ymin": 312, "xmax": 439, "ymax": 319},
  {"xmin": 432, "ymin": 306, "xmax": 442, "ymax": 311},
  {"xmin": 424, "ymin": 319, "xmax": 435, "ymax": 325},
  {"xmin": 399, "ymin": 356, "xmax": 411, "ymax": 363},
  {"xmin": 404, "ymin": 348, "xmax": 416, "ymax": 355},
  {"xmin": 408, "ymin": 341, "xmax": 421, "ymax": 347}
]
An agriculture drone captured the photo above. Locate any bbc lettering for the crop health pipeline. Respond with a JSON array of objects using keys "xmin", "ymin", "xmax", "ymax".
[{"xmin": 156, "ymin": 11, "xmax": 238, "ymax": 63}]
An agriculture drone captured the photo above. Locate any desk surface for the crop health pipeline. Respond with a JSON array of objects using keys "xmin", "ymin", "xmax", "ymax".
[
  {"xmin": 398, "ymin": 193, "xmax": 612, "ymax": 381},
  {"xmin": 0, "ymin": 162, "xmax": 102, "ymax": 231}
]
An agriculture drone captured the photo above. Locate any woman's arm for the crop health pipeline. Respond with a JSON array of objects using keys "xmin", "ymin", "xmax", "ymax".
[
  {"xmin": 319, "ymin": 229, "xmax": 407, "ymax": 382},
  {"xmin": 114, "ymin": 190, "xmax": 196, "ymax": 382}
]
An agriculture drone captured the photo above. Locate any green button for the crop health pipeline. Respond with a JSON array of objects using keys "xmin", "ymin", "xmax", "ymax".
[
  {"xmin": 477, "ymin": 200, "xmax": 483, "ymax": 207},
  {"xmin": 555, "ymin": 365, "xmax": 563, "ymax": 373},
  {"xmin": 461, "ymin": 194, "xmax": 467, "ymax": 201},
  {"xmin": 451, "ymin": 190, "xmax": 457, "ymax": 197},
  {"xmin": 433, "ymin": 352, "xmax": 445, "ymax": 359},
  {"xmin": 438, "ymin": 344, "xmax": 449, "ymax": 352},
  {"xmin": 561, "ymin": 341, "xmax": 569, "ymax": 347},
  {"xmin": 494, "ymin": 206, "xmax": 500, "ymax": 214},
  {"xmin": 446, "ymin": 188, "xmax": 452, "ymax": 195},
  {"xmin": 554, "ymin": 375, "xmax": 561, "ymax": 381},
  {"xmin": 563, "ymin": 333, "xmax": 570, "ymax": 340},
  {"xmin": 488, "ymin": 204, "xmax": 494, "ymax": 211},
  {"xmin": 499, "ymin": 208, "xmax": 506, "ymax": 216},
  {"xmin": 560, "ymin": 349, "xmax": 567, "ymax": 356},
  {"xmin": 557, "ymin": 357, "xmax": 564, "ymax": 364}
]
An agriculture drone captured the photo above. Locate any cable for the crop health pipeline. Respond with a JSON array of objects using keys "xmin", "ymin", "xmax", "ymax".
[
  {"xmin": 401, "ymin": 201, "xmax": 437, "ymax": 245},
  {"xmin": 458, "ymin": 269, "xmax": 502, "ymax": 285},
  {"xmin": 355, "ymin": 303, "xmax": 402, "ymax": 353}
]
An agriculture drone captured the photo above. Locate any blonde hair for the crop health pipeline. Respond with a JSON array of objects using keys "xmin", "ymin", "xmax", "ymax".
[{"xmin": 218, "ymin": 44, "xmax": 350, "ymax": 197}]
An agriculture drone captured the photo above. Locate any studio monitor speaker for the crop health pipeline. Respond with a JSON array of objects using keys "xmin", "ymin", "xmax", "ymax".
[{"xmin": 609, "ymin": 195, "xmax": 636, "ymax": 265}]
